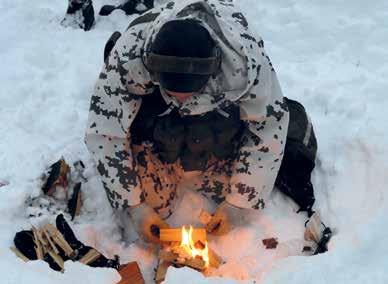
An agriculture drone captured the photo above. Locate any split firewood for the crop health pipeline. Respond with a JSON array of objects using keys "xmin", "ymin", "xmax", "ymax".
[
  {"xmin": 117, "ymin": 262, "xmax": 144, "ymax": 284},
  {"xmin": 44, "ymin": 224, "xmax": 74, "ymax": 257},
  {"xmin": 47, "ymin": 249, "xmax": 65, "ymax": 272},
  {"xmin": 171, "ymin": 246, "xmax": 193, "ymax": 260},
  {"xmin": 35, "ymin": 228, "xmax": 48, "ymax": 247},
  {"xmin": 199, "ymin": 210, "xmax": 212, "ymax": 225},
  {"xmin": 155, "ymin": 260, "xmax": 171, "ymax": 284},
  {"xmin": 32, "ymin": 227, "xmax": 44, "ymax": 260},
  {"xmin": 42, "ymin": 228, "xmax": 60, "ymax": 254},
  {"xmin": 10, "ymin": 247, "xmax": 29, "ymax": 262},
  {"xmin": 159, "ymin": 228, "xmax": 207, "ymax": 243},
  {"xmin": 79, "ymin": 249, "xmax": 101, "ymax": 265},
  {"xmin": 159, "ymin": 250, "xmax": 206, "ymax": 271}
]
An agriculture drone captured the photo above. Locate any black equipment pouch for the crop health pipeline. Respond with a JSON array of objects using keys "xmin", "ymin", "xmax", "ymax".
[
  {"xmin": 275, "ymin": 98, "xmax": 317, "ymax": 216},
  {"xmin": 180, "ymin": 114, "xmax": 215, "ymax": 171},
  {"xmin": 153, "ymin": 111, "xmax": 185, "ymax": 164},
  {"xmin": 211, "ymin": 106, "xmax": 242, "ymax": 159}
]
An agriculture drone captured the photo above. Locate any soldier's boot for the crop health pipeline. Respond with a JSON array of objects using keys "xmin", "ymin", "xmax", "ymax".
[{"xmin": 61, "ymin": 0, "xmax": 95, "ymax": 31}]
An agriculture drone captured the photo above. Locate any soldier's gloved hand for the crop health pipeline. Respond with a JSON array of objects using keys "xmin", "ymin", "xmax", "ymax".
[
  {"xmin": 129, "ymin": 203, "xmax": 169, "ymax": 243},
  {"xmin": 206, "ymin": 201, "xmax": 241, "ymax": 236}
]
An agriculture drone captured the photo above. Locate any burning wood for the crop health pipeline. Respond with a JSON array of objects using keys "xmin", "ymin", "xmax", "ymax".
[
  {"xmin": 156, "ymin": 225, "xmax": 223, "ymax": 282},
  {"xmin": 159, "ymin": 228, "xmax": 207, "ymax": 243},
  {"xmin": 159, "ymin": 250, "xmax": 206, "ymax": 271}
]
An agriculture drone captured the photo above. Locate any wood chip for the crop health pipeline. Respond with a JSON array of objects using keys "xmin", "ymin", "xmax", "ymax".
[{"xmin": 262, "ymin": 238, "xmax": 279, "ymax": 249}]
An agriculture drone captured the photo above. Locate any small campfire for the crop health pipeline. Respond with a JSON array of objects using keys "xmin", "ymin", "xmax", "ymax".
[{"xmin": 155, "ymin": 226, "xmax": 222, "ymax": 283}]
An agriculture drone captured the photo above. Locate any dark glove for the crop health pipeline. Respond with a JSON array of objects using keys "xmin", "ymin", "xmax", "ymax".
[{"xmin": 129, "ymin": 204, "xmax": 169, "ymax": 243}]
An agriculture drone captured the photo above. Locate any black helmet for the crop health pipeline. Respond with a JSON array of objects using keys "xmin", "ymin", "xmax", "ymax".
[{"xmin": 145, "ymin": 19, "xmax": 221, "ymax": 93}]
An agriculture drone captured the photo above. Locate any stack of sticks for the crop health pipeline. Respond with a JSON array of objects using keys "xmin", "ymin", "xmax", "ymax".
[
  {"xmin": 11, "ymin": 224, "xmax": 102, "ymax": 272},
  {"xmin": 155, "ymin": 228, "xmax": 223, "ymax": 284}
]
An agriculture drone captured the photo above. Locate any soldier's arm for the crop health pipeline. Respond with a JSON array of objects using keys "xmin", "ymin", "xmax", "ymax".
[
  {"xmin": 226, "ymin": 51, "xmax": 289, "ymax": 210},
  {"xmin": 85, "ymin": 41, "xmax": 145, "ymax": 210}
]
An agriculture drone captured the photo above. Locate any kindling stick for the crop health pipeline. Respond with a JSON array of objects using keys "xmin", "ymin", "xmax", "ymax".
[{"xmin": 159, "ymin": 228, "xmax": 207, "ymax": 243}]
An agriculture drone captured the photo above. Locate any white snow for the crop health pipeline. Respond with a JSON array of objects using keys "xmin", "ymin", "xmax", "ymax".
[{"xmin": 1, "ymin": 0, "xmax": 388, "ymax": 283}]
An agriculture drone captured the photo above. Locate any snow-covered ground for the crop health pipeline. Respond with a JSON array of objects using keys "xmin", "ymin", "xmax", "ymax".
[{"xmin": 1, "ymin": 0, "xmax": 388, "ymax": 283}]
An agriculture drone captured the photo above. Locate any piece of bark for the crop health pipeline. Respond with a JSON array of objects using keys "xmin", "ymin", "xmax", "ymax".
[
  {"xmin": 262, "ymin": 238, "xmax": 279, "ymax": 249},
  {"xmin": 159, "ymin": 250, "xmax": 206, "ymax": 271},
  {"xmin": 79, "ymin": 249, "xmax": 101, "ymax": 265},
  {"xmin": 68, "ymin": 182, "xmax": 82, "ymax": 220},
  {"xmin": 42, "ymin": 158, "xmax": 70, "ymax": 196},
  {"xmin": 117, "ymin": 262, "xmax": 144, "ymax": 284},
  {"xmin": 155, "ymin": 260, "xmax": 171, "ymax": 284},
  {"xmin": 10, "ymin": 247, "xmax": 29, "ymax": 262},
  {"xmin": 159, "ymin": 228, "xmax": 207, "ymax": 243}
]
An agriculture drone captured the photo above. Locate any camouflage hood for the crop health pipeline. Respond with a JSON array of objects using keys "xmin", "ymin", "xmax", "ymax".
[
  {"xmin": 85, "ymin": 0, "xmax": 289, "ymax": 213},
  {"xmin": 127, "ymin": 0, "xmax": 269, "ymax": 115}
]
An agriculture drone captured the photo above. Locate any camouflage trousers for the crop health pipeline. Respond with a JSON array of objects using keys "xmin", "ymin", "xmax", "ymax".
[{"xmin": 132, "ymin": 143, "xmax": 231, "ymax": 218}]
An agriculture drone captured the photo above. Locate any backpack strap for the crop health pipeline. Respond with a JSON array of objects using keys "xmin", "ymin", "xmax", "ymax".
[
  {"xmin": 103, "ymin": 11, "xmax": 160, "ymax": 62},
  {"xmin": 103, "ymin": 31, "xmax": 122, "ymax": 62},
  {"xmin": 127, "ymin": 11, "xmax": 160, "ymax": 30}
]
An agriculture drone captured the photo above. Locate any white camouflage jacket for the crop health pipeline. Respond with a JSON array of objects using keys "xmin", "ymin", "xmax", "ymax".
[{"xmin": 85, "ymin": 0, "xmax": 289, "ymax": 218}]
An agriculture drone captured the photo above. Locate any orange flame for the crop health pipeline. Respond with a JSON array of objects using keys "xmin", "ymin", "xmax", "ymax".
[{"xmin": 180, "ymin": 226, "xmax": 209, "ymax": 267}]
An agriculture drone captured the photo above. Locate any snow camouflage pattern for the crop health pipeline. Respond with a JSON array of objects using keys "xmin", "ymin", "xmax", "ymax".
[{"xmin": 85, "ymin": 0, "xmax": 289, "ymax": 218}]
